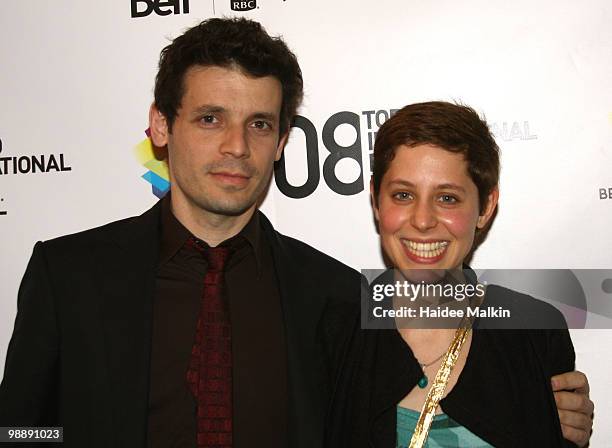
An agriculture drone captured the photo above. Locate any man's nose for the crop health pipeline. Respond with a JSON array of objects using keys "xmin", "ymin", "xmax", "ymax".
[{"xmin": 220, "ymin": 125, "xmax": 250, "ymax": 158}]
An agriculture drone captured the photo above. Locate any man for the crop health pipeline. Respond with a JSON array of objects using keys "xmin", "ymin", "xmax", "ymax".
[{"xmin": 0, "ymin": 17, "xmax": 594, "ymax": 448}]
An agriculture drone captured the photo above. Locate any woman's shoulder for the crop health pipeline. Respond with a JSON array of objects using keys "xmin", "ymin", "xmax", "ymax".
[
  {"xmin": 477, "ymin": 284, "xmax": 569, "ymax": 330},
  {"xmin": 475, "ymin": 284, "xmax": 575, "ymax": 374}
]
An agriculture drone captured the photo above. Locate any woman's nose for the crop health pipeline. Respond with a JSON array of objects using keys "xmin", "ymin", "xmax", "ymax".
[{"xmin": 410, "ymin": 199, "xmax": 437, "ymax": 231}]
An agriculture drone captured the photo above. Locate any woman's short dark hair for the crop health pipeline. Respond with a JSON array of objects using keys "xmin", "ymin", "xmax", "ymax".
[
  {"xmin": 154, "ymin": 17, "xmax": 303, "ymax": 136},
  {"xmin": 372, "ymin": 101, "xmax": 500, "ymax": 212}
]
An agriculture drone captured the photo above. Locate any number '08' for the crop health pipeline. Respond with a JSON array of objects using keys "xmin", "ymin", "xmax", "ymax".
[{"xmin": 274, "ymin": 112, "xmax": 365, "ymax": 198}]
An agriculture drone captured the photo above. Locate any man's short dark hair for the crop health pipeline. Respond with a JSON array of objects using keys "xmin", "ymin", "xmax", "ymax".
[
  {"xmin": 372, "ymin": 101, "xmax": 500, "ymax": 213},
  {"xmin": 154, "ymin": 17, "xmax": 303, "ymax": 136}
]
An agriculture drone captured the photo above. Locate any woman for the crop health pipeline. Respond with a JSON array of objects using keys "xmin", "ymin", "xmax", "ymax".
[{"xmin": 323, "ymin": 101, "xmax": 576, "ymax": 447}]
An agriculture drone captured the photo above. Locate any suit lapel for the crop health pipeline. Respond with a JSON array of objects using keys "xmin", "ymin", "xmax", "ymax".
[
  {"xmin": 259, "ymin": 213, "xmax": 329, "ymax": 448},
  {"xmin": 96, "ymin": 201, "xmax": 161, "ymax": 447}
]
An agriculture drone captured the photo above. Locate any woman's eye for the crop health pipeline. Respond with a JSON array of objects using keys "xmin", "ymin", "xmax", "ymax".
[
  {"xmin": 393, "ymin": 192, "xmax": 412, "ymax": 201},
  {"xmin": 439, "ymin": 194, "xmax": 458, "ymax": 203}
]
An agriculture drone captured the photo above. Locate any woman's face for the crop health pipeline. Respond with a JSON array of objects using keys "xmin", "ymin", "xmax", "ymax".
[{"xmin": 373, "ymin": 144, "xmax": 498, "ymax": 270}]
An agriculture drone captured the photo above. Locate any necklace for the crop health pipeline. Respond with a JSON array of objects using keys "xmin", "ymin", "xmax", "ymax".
[
  {"xmin": 416, "ymin": 350, "xmax": 447, "ymax": 388},
  {"xmin": 413, "ymin": 308, "xmax": 479, "ymax": 389},
  {"xmin": 410, "ymin": 327, "xmax": 472, "ymax": 448}
]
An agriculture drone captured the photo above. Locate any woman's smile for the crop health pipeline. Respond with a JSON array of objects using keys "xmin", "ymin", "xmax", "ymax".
[{"xmin": 401, "ymin": 239, "xmax": 449, "ymax": 263}]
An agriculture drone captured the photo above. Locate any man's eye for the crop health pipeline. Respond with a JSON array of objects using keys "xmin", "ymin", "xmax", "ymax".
[
  {"xmin": 252, "ymin": 120, "xmax": 272, "ymax": 130},
  {"xmin": 200, "ymin": 115, "xmax": 218, "ymax": 124}
]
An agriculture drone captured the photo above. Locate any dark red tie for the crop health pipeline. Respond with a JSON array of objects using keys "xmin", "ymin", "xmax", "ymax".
[{"xmin": 186, "ymin": 238, "xmax": 232, "ymax": 447}]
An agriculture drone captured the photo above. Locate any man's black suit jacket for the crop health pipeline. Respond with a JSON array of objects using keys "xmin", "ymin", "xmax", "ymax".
[{"xmin": 0, "ymin": 201, "xmax": 361, "ymax": 447}]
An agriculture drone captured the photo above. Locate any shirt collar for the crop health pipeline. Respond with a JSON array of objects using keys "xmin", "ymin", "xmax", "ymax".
[
  {"xmin": 158, "ymin": 194, "xmax": 192, "ymax": 268},
  {"xmin": 158, "ymin": 194, "xmax": 263, "ymax": 274},
  {"xmin": 236, "ymin": 208, "xmax": 263, "ymax": 275}
]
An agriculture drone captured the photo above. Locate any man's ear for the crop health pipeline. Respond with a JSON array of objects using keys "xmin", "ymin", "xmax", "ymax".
[
  {"xmin": 274, "ymin": 132, "xmax": 289, "ymax": 161},
  {"xmin": 477, "ymin": 186, "xmax": 499, "ymax": 229},
  {"xmin": 370, "ymin": 178, "xmax": 380, "ymax": 222},
  {"xmin": 149, "ymin": 103, "xmax": 169, "ymax": 147}
]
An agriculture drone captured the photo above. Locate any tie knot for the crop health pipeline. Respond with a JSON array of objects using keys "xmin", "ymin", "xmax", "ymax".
[
  {"xmin": 187, "ymin": 237, "xmax": 230, "ymax": 272},
  {"xmin": 206, "ymin": 246, "xmax": 230, "ymax": 271}
]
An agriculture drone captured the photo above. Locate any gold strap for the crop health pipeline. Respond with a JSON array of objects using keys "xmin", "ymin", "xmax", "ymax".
[{"xmin": 408, "ymin": 325, "xmax": 471, "ymax": 448}]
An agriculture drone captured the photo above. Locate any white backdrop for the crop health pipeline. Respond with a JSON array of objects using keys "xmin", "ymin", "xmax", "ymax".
[{"xmin": 1, "ymin": 0, "xmax": 611, "ymax": 444}]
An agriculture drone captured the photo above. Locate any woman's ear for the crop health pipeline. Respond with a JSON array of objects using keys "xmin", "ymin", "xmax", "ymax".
[
  {"xmin": 477, "ymin": 186, "xmax": 499, "ymax": 229},
  {"xmin": 370, "ymin": 178, "xmax": 380, "ymax": 222}
]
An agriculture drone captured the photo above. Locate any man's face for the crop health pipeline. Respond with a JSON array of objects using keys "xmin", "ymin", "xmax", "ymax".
[{"xmin": 151, "ymin": 65, "xmax": 286, "ymax": 219}]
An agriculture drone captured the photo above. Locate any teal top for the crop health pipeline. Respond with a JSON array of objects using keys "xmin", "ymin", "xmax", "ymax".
[{"xmin": 396, "ymin": 406, "xmax": 494, "ymax": 448}]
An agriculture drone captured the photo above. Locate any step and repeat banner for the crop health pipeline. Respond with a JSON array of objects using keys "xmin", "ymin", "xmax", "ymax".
[{"xmin": 1, "ymin": 0, "xmax": 611, "ymax": 443}]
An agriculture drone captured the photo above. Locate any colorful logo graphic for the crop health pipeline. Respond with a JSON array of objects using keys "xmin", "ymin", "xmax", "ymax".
[{"xmin": 134, "ymin": 129, "xmax": 170, "ymax": 198}]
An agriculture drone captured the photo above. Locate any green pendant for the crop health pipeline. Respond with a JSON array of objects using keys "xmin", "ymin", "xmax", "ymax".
[{"xmin": 417, "ymin": 375, "xmax": 428, "ymax": 388}]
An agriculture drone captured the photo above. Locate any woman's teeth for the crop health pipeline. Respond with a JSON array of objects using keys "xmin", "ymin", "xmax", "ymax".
[{"xmin": 403, "ymin": 240, "xmax": 449, "ymax": 258}]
